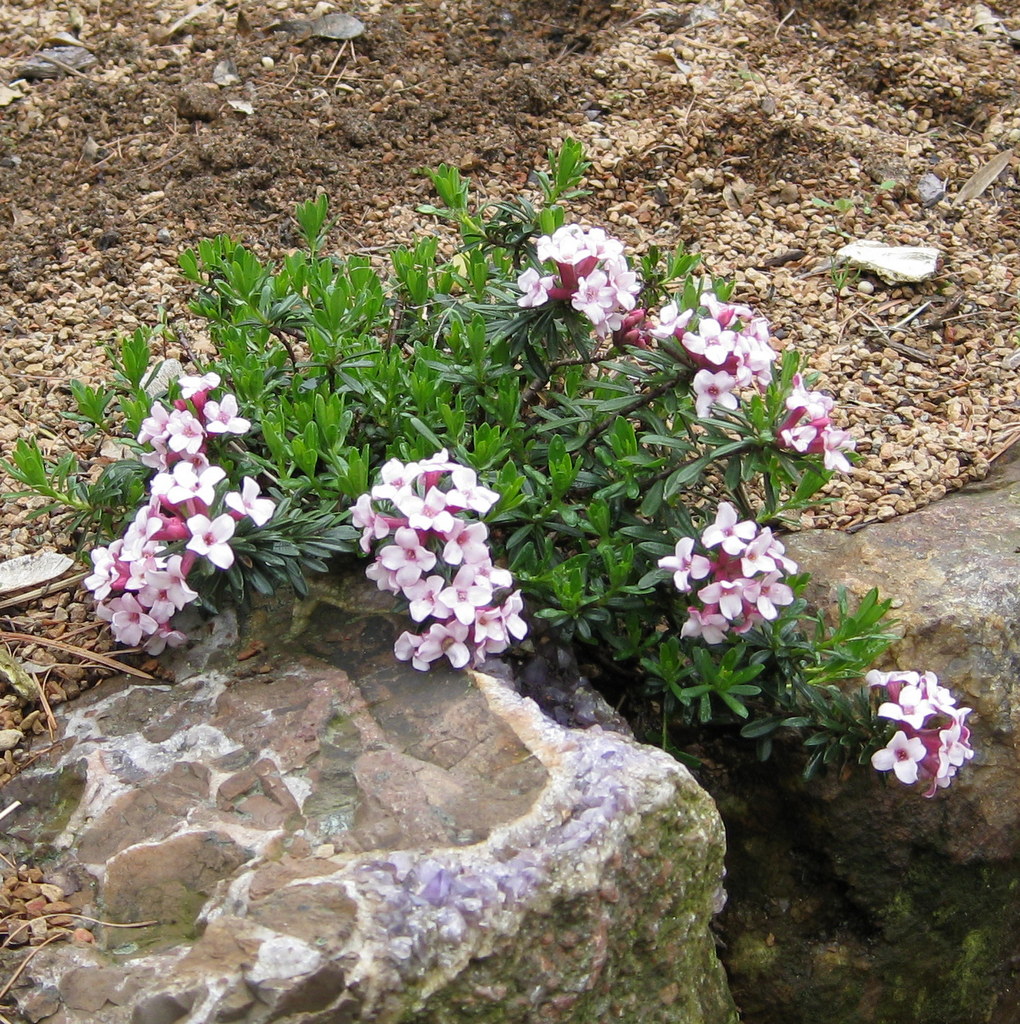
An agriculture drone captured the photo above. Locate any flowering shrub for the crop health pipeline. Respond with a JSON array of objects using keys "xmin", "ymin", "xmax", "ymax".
[
  {"xmin": 658, "ymin": 502, "xmax": 797, "ymax": 644},
  {"xmin": 1, "ymin": 140, "xmax": 974, "ymax": 793},
  {"xmin": 868, "ymin": 670, "xmax": 974, "ymax": 796},
  {"xmin": 83, "ymin": 372, "xmax": 266, "ymax": 653},
  {"xmin": 354, "ymin": 451, "xmax": 527, "ymax": 670}
]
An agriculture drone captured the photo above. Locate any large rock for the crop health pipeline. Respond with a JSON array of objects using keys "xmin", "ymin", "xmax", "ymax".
[
  {"xmin": 3, "ymin": 574, "xmax": 736, "ymax": 1024},
  {"xmin": 710, "ymin": 445, "xmax": 1020, "ymax": 1024}
]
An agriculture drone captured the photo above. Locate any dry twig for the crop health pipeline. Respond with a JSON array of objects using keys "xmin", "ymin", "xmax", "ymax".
[{"xmin": 0, "ymin": 631, "xmax": 153, "ymax": 680}]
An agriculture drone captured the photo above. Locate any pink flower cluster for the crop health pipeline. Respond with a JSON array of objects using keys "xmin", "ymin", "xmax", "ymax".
[
  {"xmin": 868, "ymin": 670, "xmax": 974, "ymax": 796},
  {"xmin": 84, "ymin": 372, "xmax": 274, "ymax": 654},
  {"xmin": 516, "ymin": 224, "xmax": 641, "ymax": 338},
  {"xmin": 652, "ymin": 291, "xmax": 778, "ymax": 418},
  {"xmin": 777, "ymin": 373, "xmax": 856, "ymax": 473},
  {"xmin": 658, "ymin": 502, "xmax": 797, "ymax": 644},
  {"xmin": 353, "ymin": 450, "xmax": 528, "ymax": 671}
]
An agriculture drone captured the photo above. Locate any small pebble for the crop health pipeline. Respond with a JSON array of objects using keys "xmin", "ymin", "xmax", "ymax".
[{"xmin": 0, "ymin": 730, "xmax": 23, "ymax": 752}]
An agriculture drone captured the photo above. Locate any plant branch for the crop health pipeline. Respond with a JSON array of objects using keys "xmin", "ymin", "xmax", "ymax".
[
  {"xmin": 581, "ymin": 373, "xmax": 687, "ymax": 447},
  {"xmin": 521, "ymin": 353, "xmax": 603, "ymax": 406},
  {"xmin": 267, "ymin": 325, "xmax": 304, "ymax": 367}
]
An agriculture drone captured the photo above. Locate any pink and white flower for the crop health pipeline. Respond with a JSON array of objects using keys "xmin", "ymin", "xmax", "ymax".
[
  {"xmin": 681, "ymin": 606, "xmax": 731, "ymax": 645},
  {"xmin": 378, "ymin": 526, "xmax": 438, "ymax": 589},
  {"xmin": 517, "ymin": 267, "xmax": 555, "ymax": 308},
  {"xmin": 441, "ymin": 519, "xmax": 491, "ymax": 566},
  {"xmin": 107, "ymin": 593, "xmax": 160, "ymax": 647},
  {"xmin": 871, "ymin": 730, "xmax": 927, "ymax": 785},
  {"xmin": 186, "ymin": 513, "xmax": 237, "ymax": 570},
  {"xmin": 203, "ymin": 394, "xmax": 251, "ymax": 435},
  {"xmin": 650, "ymin": 301, "xmax": 695, "ymax": 341},
  {"xmin": 177, "ymin": 372, "xmax": 221, "ymax": 399},
  {"xmin": 658, "ymin": 537, "xmax": 712, "ymax": 592},
  {"xmin": 224, "ymin": 477, "xmax": 275, "ymax": 526},
  {"xmin": 404, "ymin": 574, "xmax": 453, "ymax": 623},
  {"xmin": 692, "ymin": 369, "xmax": 739, "ymax": 418},
  {"xmin": 701, "ymin": 502, "xmax": 757, "ymax": 555},
  {"xmin": 164, "ymin": 408, "xmax": 207, "ymax": 456},
  {"xmin": 155, "ymin": 462, "xmax": 227, "ymax": 509},
  {"xmin": 437, "ymin": 565, "xmax": 494, "ymax": 626},
  {"xmin": 401, "ymin": 620, "xmax": 473, "ymax": 671},
  {"xmin": 138, "ymin": 402, "xmax": 172, "ymax": 447}
]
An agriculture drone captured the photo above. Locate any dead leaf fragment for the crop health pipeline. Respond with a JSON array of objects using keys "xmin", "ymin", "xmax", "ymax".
[
  {"xmin": 273, "ymin": 12, "xmax": 365, "ymax": 41},
  {"xmin": 0, "ymin": 650, "xmax": 38, "ymax": 702},
  {"xmin": 0, "ymin": 84, "xmax": 25, "ymax": 107},
  {"xmin": 19, "ymin": 46, "xmax": 97, "ymax": 80},
  {"xmin": 152, "ymin": 0, "xmax": 219, "ymax": 43},
  {"xmin": 835, "ymin": 240, "xmax": 941, "ymax": 284},
  {"xmin": 212, "ymin": 59, "xmax": 241, "ymax": 87},
  {"xmin": 45, "ymin": 32, "xmax": 93, "ymax": 50},
  {"xmin": 227, "ymin": 98, "xmax": 255, "ymax": 115},
  {"xmin": 954, "ymin": 149, "xmax": 1015, "ymax": 205},
  {"xmin": 10, "ymin": 207, "xmax": 35, "ymax": 228},
  {"xmin": 0, "ymin": 553, "xmax": 74, "ymax": 599},
  {"xmin": 971, "ymin": 4, "xmax": 1003, "ymax": 33},
  {"xmin": 311, "ymin": 12, "xmax": 365, "ymax": 39}
]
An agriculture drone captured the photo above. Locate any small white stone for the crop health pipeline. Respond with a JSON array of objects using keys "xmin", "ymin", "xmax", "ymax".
[
  {"xmin": 248, "ymin": 935, "xmax": 323, "ymax": 983},
  {"xmin": 0, "ymin": 729, "xmax": 23, "ymax": 752},
  {"xmin": 261, "ymin": 56, "xmax": 275, "ymax": 69}
]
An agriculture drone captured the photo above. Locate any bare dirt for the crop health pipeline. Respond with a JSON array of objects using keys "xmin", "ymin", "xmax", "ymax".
[{"xmin": 3, "ymin": 0, "xmax": 1020, "ymax": 545}]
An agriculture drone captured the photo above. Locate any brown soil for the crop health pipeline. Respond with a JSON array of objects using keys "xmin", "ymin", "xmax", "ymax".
[{"xmin": 3, "ymin": 0, "xmax": 1020, "ymax": 540}]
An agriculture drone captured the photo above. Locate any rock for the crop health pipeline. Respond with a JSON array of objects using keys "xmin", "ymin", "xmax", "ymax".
[
  {"xmin": 3, "ymin": 572, "xmax": 735, "ymax": 1023},
  {"xmin": 0, "ymin": 551, "xmax": 74, "ymax": 597},
  {"xmin": 176, "ymin": 84, "xmax": 223, "ymax": 123},
  {"xmin": 19, "ymin": 46, "xmax": 97, "ymax": 80},
  {"xmin": 917, "ymin": 171, "xmax": 946, "ymax": 207},
  {"xmin": 0, "ymin": 649, "xmax": 38, "ymax": 701},
  {"xmin": 142, "ymin": 358, "xmax": 184, "ymax": 399},
  {"xmin": 709, "ymin": 443, "xmax": 1020, "ymax": 1024},
  {"xmin": 20, "ymin": 983, "xmax": 60, "ymax": 1022},
  {"xmin": 0, "ymin": 728, "xmax": 24, "ymax": 751}
]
